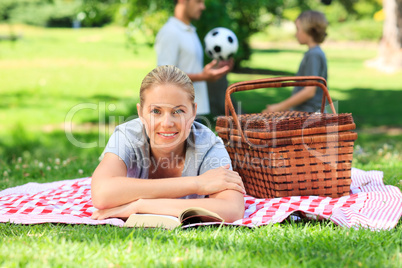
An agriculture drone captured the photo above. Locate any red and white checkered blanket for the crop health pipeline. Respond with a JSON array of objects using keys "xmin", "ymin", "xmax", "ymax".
[{"xmin": 1, "ymin": 168, "xmax": 401, "ymax": 230}]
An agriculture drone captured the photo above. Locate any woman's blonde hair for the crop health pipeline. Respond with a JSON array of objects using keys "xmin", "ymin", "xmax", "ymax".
[
  {"xmin": 139, "ymin": 65, "xmax": 195, "ymax": 107},
  {"xmin": 297, "ymin": 10, "xmax": 328, "ymax": 44}
]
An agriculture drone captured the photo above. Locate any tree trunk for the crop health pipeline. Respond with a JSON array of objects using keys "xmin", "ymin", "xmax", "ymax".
[{"xmin": 375, "ymin": 0, "xmax": 402, "ymax": 71}]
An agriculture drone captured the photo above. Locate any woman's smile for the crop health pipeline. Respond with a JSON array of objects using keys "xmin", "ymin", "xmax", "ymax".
[{"xmin": 157, "ymin": 131, "xmax": 179, "ymax": 139}]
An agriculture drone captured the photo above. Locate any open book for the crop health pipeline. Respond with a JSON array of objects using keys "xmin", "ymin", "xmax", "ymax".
[{"xmin": 123, "ymin": 207, "xmax": 224, "ymax": 229}]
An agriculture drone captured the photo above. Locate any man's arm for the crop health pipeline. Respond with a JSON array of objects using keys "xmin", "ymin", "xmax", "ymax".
[{"xmin": 188, "ymin": 59, "xmax": 232, "ymax": 82}]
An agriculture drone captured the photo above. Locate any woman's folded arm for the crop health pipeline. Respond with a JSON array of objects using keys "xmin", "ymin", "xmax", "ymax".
[{"xmin": 91, "ymin": 153, "xmax": 198, "ymax": 210}]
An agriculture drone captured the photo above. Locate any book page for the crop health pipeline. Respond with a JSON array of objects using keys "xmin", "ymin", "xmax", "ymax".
[
  {"xmin": 124, "ymin": 214, "xmax": 180, "ymax": 230},
  {"xmin": 179, "ymin": 207, "xmax": 224, "ymax": 225}
]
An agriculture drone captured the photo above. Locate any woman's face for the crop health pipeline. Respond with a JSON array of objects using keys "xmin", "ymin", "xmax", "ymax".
[{"xmin": 137, "ymin": 83, "xmax": 196, "ymax": 154}]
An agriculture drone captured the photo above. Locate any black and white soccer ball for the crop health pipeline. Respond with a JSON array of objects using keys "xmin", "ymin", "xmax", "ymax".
[{"xmin": 204, "ymin": 27, "xmax": 238, "ymax": 61}]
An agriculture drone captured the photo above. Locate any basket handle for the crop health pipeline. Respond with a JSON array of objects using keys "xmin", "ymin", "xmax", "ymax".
[{"xmin": 224, "ymin": 76, "xmax": 336, "ymax": 146}]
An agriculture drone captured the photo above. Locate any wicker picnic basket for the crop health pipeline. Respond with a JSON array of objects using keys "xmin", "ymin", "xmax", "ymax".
[{"xmin": 216, "ymin": 76, "xmax": 358, "ymax": 198}]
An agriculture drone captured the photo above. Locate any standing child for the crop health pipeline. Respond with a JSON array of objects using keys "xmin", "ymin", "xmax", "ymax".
[{"xmin": 263, "ymin": 10, "xmax": 329, "ymax": 113}]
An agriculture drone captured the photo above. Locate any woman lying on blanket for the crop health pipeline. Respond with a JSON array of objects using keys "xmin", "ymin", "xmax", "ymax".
[{"xmin": 91, "ymin": 65, "xmax": 245, "ymax": 222}]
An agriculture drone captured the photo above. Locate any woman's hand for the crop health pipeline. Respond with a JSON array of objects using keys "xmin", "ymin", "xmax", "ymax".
[{"xmin": 195, "ymin": 164, "xmax": 245, "ymax": 195}]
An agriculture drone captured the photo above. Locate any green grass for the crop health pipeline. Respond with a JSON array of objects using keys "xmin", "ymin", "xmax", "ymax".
[
  {"xmin": 0, "ymin": 222, "xmax": 401, "ymax": 267},
  {"xmin": 0, "ymin": 24, "xmax": 401, "ymax": 267},
  {"xmin": 0, "ymin": 25, "xmax": 148, "ymax": 133}
]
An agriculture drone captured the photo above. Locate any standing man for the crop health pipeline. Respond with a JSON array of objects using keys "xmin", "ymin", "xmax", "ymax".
[{"xmin": 155, "ymin": 0, "xmax": 232, "ymax": 116}]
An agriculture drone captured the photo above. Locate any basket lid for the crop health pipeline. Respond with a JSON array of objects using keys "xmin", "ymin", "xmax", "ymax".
[{"xmin": 216, "ymin": 111, "xmax": 354, "ymax": 133}]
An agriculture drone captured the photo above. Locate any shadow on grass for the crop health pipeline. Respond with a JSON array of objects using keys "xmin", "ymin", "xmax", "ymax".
[
  {"xmin": 231, "ymin": 47, "xmax": 303, "ymax": 76},
  {"xmin": 0, "ymin": 89, "xmax": 138, "ymax": 124},
  {"xmin": 0, "ymin": 90, "xmax": 134, "ymax": 108},
  {"xmin": 0, "ymin": 125, "xmax": 104, "ymax": 163},
  {"xmin": 251, "ymin": 48, "xmax": 304, "ymax": 54},
  {"xmin": 331, "ymin": 87, "xmax": 402, "ymax": 128}
]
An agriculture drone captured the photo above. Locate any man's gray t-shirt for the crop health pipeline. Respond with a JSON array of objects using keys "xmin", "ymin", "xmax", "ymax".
[
  {"xmin": 155, "ymin": 17, "xmax": 210, "ymax": 115},
  {"xmin": 292, "ymin": 46, "xmax": 327, "ymax": 112},
  {"xmin": 101, "ymin": 118, "xmax": 232, "ymax": 199}
]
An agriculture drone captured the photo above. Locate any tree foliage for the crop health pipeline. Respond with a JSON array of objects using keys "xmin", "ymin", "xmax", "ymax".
[
  {"xmin": 121, "ymin": 0, "xmax": 174, "ymax": 47},
  {"xmin": 0, "ymin": 0, "xmax": 384, "ymax": 65},
  {"xmin": 121, "ymin": 0, "xmax": 382, "ymax": 65},
  {"xmin": 122, "ymin": 0, "xmax": 283, "ymax": 64},
  {"xmin": 0, "ymin": 0, "xmax": 119, "ymax": 27},
  {"xmin": 0, "ymin": 0, "xmax": 50, "ymax": 23},
  {"xmin": 78, "ymin": 0, "xmax": 120, "ymax": 27}
]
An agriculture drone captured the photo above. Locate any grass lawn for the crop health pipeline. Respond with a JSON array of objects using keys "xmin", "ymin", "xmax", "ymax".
[{"xmin": 0, "ymin": 25, "xmax": 401, "ymax": 267}]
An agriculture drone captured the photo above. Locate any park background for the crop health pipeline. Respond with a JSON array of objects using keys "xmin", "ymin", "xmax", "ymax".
[{"xmin": 0, "ymin": 0, "xmax": 401, "ymax": 267}]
